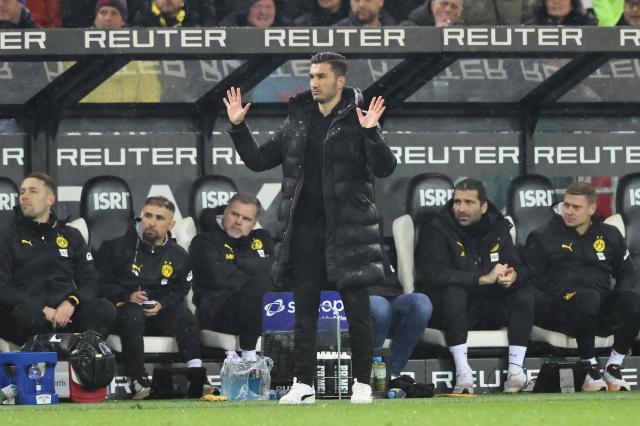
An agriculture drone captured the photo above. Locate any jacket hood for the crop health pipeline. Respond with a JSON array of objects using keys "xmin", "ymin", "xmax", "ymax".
[
  {"xmin": 288, "ymin": 86, "xmax": 363, "ymax": 117},
  {"xmin": 14, "ymin": 205, "xmax": 60, "ymax": 230},
  {"xmin": 438, "ymin": 198, "xmax": 509, "ymax": 236},
  {"xmin": 546, "ymin": 211, "xmax": 603, "ymax": 235}
]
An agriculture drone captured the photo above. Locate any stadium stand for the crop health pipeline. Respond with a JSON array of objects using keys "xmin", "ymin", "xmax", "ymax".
[{"xmin": 0, "ymin": 177, "xmax": 18, "ymax": 230}]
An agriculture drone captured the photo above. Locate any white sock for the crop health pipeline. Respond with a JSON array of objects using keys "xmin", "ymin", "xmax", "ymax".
[
  {"xmin": 242, "ymin": 350, "xmax": 257, "ymax": 362},
  {"xmin": 583, "ymin": 357, "xmax": 597, "ymax": 365},
  {"xmin": 507, "ymin": 345, "xmax": 527, "ymax": 374},
  {"xmin": 606, "ymin": 349, "xmax": 625, "ymax": 367},
  {"xmin": 186, "ymin": 358, "xmax": 203, "ymax": 368},
  {"xmin": 449, "ymin": 344, "xmax": 470, "ymax": 373}
]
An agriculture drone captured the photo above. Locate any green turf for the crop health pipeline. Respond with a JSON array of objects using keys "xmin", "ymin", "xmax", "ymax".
[{"xmin": 3, "ymin": 393, "xmax": 640, "ymax": 426}]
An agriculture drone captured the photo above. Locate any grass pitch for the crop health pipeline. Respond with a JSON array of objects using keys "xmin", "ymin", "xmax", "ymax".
[{"xmin": 3, "ymin": 392, "xmax": 640, "ymax": 426}]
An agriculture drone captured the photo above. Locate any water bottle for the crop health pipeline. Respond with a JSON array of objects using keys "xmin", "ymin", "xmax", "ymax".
[
  {"xmin": 0, "ymin": 384, "xmax": 17, "ymax": 402},
  {"xmin": 372, "ymin": 356, "xmax": 387, "ymax": 392},
  {"xmin": 28, "ymin": 364, "xmax": 43, "ymax": 395},
  {"xmin": 387, "ymin": 388, "xmax": 406, "ymax": 399}
]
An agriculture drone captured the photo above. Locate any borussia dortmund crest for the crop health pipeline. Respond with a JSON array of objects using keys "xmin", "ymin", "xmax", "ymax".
[
  {"xmin": 162, "ymin": 261, "xmax": 174, "ymax": 278},
  {"xmin": 56, "ymin": 235, "xmax": 68, "ymax": 248},
  {"xmin": 251, "ymin": 239, "xmax": 263, "ymax": 250},
  {"xmin": 593, "ymin": 238, "xmax": 605, "ymax": 253}
]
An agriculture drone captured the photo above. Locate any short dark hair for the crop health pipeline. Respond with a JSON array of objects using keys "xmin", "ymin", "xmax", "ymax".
[
  {"xmin": 310, "ymin": 51, "xmax": 347, "ymax": 77},
  {"xmin": 25, "ymin": 172, "xmax": 57, "ymax": 195},
  {"xmin": 454, "ymin": 178, "xmax": 487, "ymax": 204},
  {"xmin": 565, "ymin": 181, "xmax": 596, "ymax": 204},
  {"xmin": 229, "ymin": 192, "xmax": 262, "ymax": 217},
  {"xmin": 145, "ymin": 196, "xmax": 175, "ymax": 213}
]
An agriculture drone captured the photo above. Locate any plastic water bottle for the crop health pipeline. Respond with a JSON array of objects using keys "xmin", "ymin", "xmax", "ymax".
[
  {"xmin": 0, "ymin": 384, "xmax": 17, "ymax": 402},
  {"xmin": 387, "ymin": 388, "xmax": 406, "ymax": 399},
  {"xmin": 28, "ymin": 364, "xmax": 43, "ymax": 395},
  {"xmin": 372, "ymin": 356, "xmax": 387, "ymax": 392}
]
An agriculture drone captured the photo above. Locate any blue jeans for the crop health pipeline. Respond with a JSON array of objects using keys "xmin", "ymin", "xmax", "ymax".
[{"xmin": 369, "ymin": 293, "xmax": 432, "ymax": 377}]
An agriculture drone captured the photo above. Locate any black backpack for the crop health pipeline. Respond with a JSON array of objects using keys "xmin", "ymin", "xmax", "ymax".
[{"xmin": 22, "ymin": 330, "xmax": 115, "ymax": 390}]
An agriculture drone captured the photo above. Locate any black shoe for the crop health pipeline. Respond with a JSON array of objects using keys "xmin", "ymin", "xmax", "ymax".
[
  {"xmin": 582, "ymin": 362, "xmax": 607, "ymax": 392},
  {"xmin": 187, "ymin": 367, "xmax": 208, "ymax": 398},
  {"xmin": 131, "ymin": 375, "xmax": 152, "ymax": 400}
]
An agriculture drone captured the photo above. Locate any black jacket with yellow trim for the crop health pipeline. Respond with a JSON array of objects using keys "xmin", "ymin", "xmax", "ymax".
[
  {"xmin": 0, "ymin": 208, "xmax": 98, "ymax": 309},
  {"xmin": 415, "ymin": 200, "xmax": 527, "ymax": 295},
  {"xmin": 523, "ymin": 214, "xmax": 638, "ymax": 297},
  {"xmin": 96, "ymin": 228, "xmax": 192, "ymax": 309},
  {"xmin": 188, "ymin": 207, "xmax": 275, "ymax": 308}
]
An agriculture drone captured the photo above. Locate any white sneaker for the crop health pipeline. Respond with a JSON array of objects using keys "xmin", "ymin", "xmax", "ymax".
[
  {"xmin": 279, "ymin": 378, "xmax": 316, "ymax": 405},
  {"xmin": 452, "ymin": 368, "xmax": 474, "ymax": 394},
  {"xmin": 603, "ymin": 364, "xmax": 631, "ymax": 391},
  {"xmin": 503, "ymin": 370, "xmax": 527, "ymax": 393},
  {"xmin": 350, "ymin": 379, "xmax": 373, "ymax": 404},
  {"xmin": 582, "ymin": 364, "xmax": 607, "ymax": 392}
]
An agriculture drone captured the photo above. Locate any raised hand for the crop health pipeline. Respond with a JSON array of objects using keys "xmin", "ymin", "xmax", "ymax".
[
  {"xmin": 223, "ymin": 86, "xmax": 251, "ymax": 125},
  {"xmin": 356, "ymin": 96, "xmax": 386, "ymax": 129}
]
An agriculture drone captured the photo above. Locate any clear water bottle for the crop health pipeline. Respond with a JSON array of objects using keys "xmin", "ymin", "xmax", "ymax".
[
  {"xmin": 372, "ymin": 356, "xmax": 387, "ymax": 392},
  {"xmin": 28, "ymin": 363, "xmax": 43, "ymax": 395},
  {"xmin": 387, "ymin": 388, "xmax": 406, "ymax": 399}
]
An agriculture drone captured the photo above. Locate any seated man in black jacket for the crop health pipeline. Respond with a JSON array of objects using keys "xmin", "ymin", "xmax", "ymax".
[
  {"xmin": 189, "ymin": 193, "xmax": 274, "ymax": 362},
  {"xmin": 416, "ymin": 178, "xmax": 533, "ymax": 394},
  {"xmin": 0, "ymin": 173, "xmax": 115, "ymax": 344},
  {"xmin": 524, "ymin": 181, "xmax": 640, "ymax": 392},
  {"xmin": 97, "ymin": 196, "xmax": 203, "ymax": 400}
]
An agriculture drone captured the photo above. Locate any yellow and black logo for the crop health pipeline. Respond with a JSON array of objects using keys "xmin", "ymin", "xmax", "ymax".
[
  {"xmin": 161, "ymin": 261, "xmax": 174, "ymax": 278},
  {"xmin": 226, "ymin": 253, "xmax": 235, "ymax": 261},
  {"xmin": 56, "ymin": 235, "xmax": 68, "ymax": 249},
  {"xmin": 456, "ymin": 241, "xmax": 465, "ymax": 257},
  {"xmin": 561, "ymin": 242, "xmax": 573, "ymax": 252},
  {"xmin": 563, "ymin": 291, "xmax": 576, "ymax": 301},
  {"xmin": 21, "ymin": 239, "xmax": 33, "ymax": 247},
  {"xmin": 251, "ymin": 239, "xmax": 263, "ymax": 250},
  {"xmin": 131, "ymin": 263, "xmax": 142, "ymax": 276},
  {"xmin": 490, "ymin": 243, "xmax": 500, "ymax": 253},
  {"xmin": 593, "ymin": 237, "xmax": 606, "ymax": 253}
]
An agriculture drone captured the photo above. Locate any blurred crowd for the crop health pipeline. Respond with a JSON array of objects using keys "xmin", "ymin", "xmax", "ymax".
[{"xmin": 0, "ymin": 0, "xmax": 638, "ymax": 30}]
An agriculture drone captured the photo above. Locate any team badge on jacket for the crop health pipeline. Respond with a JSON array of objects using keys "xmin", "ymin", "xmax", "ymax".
[
  {"xmin": 251, "ymin": 239, "xmax": 263, "ymax": 250},
  {"xmin": 56, "ymin": 235, "xmax": 68, "ymax": 248},
  {"xmin": 162, "ymin": 261, "xmax": 174, "ymax": 278}
]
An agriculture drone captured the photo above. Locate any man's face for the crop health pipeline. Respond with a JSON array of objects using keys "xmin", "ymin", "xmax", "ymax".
[
  {"xmin": 140, "ymin": 204, "xmax": 175, "ymax": 244},
  {"xmin": 223, "ymin": 201, "xmax": 258, "ymax": 238},
  {"xmin": 94, "ymin": 6, "xmax": 125, "ymax": 29},
  {"xmin": 20, "ymin": 178, "xmax": 55, "ymax": 221},
  {"xmin": 562, "ymin": 193, "xmax": 596, "ymax": 229},
  {"xmin": 350, "ymin": 0, "xmax": 383, "ymax": 25},
  {"xmin": 452, "ymin": 189, "xmax": 487, "ymax": 227},
  {"xmin": 431, "ymin": 0, "xmax": 462, "ymax": 27},
  {"xmin": 624, "ymin": 0, "xmax": 640, "ymax": 25},
  {"xmin": 154, "ymin": 0, "xmax": 183, "ymax": 17},
  {"xmin": 247, "ymin": 0, "xmax": 276, "ymax": 28},
  {"xmin": 319, "ymin": 0, "xmax": 341, "ymax": 13},
  {"xmin": 545, "ymin": 0, "xmax": 572, "ymax": 19},
  {"xmin": 309, "ymin": 62, "xmax": 345, "ymax": 104}
]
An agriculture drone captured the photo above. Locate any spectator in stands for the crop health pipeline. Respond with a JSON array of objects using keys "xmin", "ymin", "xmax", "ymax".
[
  {"xmin": 189, "ymin": 193, "xmax": 274, "ymax": 361},
  {"xmin": 94, "ymin": 0, "xmax": 127, "ymax": 28},
  {"xmin": 0, "ymin": 173, "xmax": 115, "ymax": 345},
  {"xmin": 129, "ymin": 0, "xmax": 217, "ymax": 26},
  {"xmin": 334, "ymin": 0, "xmax": 396, "ymax": 26},
  {"xmin": 96, "ymin": 196, "xmax": 205, "ymax": 400},
  {"xmin": 525, "ymin": 0, "xmax": 597, "ymax": 24},
  {"xmin": 133, "ymin": 0, "xmax": 199, "ymax": 27},
  {"xmin": 219, "ymin": 0, "xmax": 291, "ymax": 27},
  {"xmin": 60, "ymin": 0, "xmax": 95, "ymax": 27},
  {"xmin": 618, "ymin": 0, "xmax": 640, "ymax": 24},
  {"xmin": 402, "ymin": 0, "xmax": 463, "ymax": 26},
  {"xmin": 25, "ymin": 0, "xmax": 62, "ymax": 27},
  {"xmin": 0, "ymin": 0, "xmax": 36, "ymax": 28},
  {"xmin": 369, "ymin": 248, "xmax": 432, "ymax": 384},
  {"xmin": 524, "ymin": 181, "xmax": 640, "ymax": 392},
  {"xmin": 460, "ymin": 0, "xmax": 539, "ymax": 25},
  {"xmin": 416, "ymin": 178, "xmax": 533, "ymax": 394},
  {"xmin": 295, "ymin": 0, "xmax": 349, "ymax": 26}
]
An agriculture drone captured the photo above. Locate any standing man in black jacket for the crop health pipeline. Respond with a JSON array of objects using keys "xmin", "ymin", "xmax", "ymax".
[
  {"xmin": 524, "ymin": 181, "xmax": 640, "ymax": 392},
  {"xmin": 0, "ymin": 173, "xmax": 115, "ymax": 344},
  {"xmin": 189, "ymin": 193, "xmax": 274, "ymax": 362},
  {"xmin": 416, "ymin": 178, "xmax": 533, "ymax": 394},
  {"xmin": 223, "ymin": 52, "xmax": 396, "ymax": 404},
  {"xmin": 96, "ymin": 196, "xmax": 203, "ymax": 400}
]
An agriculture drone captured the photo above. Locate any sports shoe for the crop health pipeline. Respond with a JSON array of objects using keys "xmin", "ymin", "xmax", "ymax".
[
  {"xmin": 603, "ymin": 364, "xmax": 631, "ymax": 391},
  {"xmin": 452, "ymin": 368, "xmax": 474, "ymax": 394},
  {"xmin": 350, "ymin": 379, "xmax": 373, "ymax": 404},
  {"xmin": 582, "ymin": 363, "xmax": 607, "ymax": 392},
  {"xmin": 503, "ymin": 370, "xmax": 527, "ymax": 393},
  {"xmin": 131, "ymin": 376, "xmax": 152, "ymax": 400},
  {"xmin": 279, "ymin": 378, "xmax": 316, "ymax": 405}
]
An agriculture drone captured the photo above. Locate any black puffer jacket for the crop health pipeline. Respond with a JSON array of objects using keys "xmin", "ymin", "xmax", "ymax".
[
  {"xmin": 228, "ymin": 87, "xmax": 397, "ymax": 289},
  {"xmin": 415, "ymin": 200, "xmax": 527, "ymax": 295},
  {"xmin": 523, "ymin": 214, "xmax": 637, "ymax": 297},
  {"xmin": 96, "ymin": 228, "xmax": 192, "ymax": 309},
  {"xmin": 0, "ymin": 208, "xmax": 99, "ymax": 309},
  {"xmin": 189, "ymin": 207, "xmax": 275, "ymax": 307}
]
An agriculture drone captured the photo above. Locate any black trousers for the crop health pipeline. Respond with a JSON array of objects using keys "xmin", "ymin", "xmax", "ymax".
[
  {"xmin": 196, "ymin": 283, "xmax": 265, "ymax": 350},
  {"xmin": 115, "ymin": 303, "xmax": 201, "ymax": 378},
  {"xmin": 430, "ymin": 284, "xmax": 534, "ymax": 347},
  {"xmin": 290, "ymin": 223, "xmax": 373, "ymax": 386},
  {"xmin": 0, "ymin": 298, "xmax": 116, "ymax": 344},
  {"xmin": 534, "ymin": 287, "xmax": 640, "ymax": 359}
]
